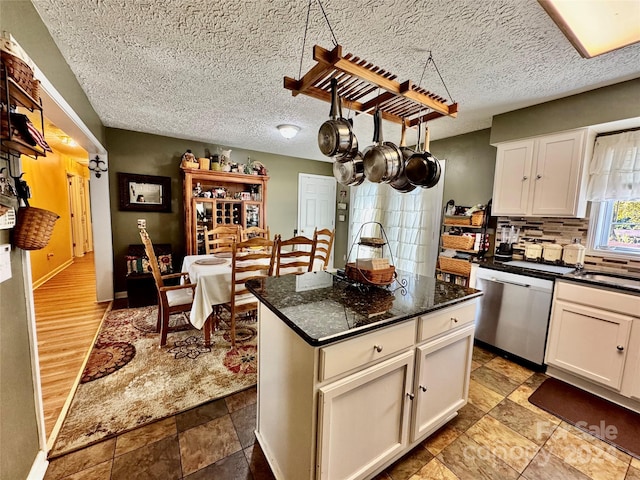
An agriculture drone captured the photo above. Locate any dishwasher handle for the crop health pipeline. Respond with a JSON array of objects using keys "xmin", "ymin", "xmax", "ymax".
[{"xmin": 489, "ymin": 277, "xmax": 531, "ymax": 288}]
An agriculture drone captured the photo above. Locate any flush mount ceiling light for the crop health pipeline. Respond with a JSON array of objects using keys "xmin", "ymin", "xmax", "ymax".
[
  {"xmin": 538, "ymin": 0, "xmax": 640, "ymax": 58},
  {"xmin": 277, "ymin": 124, "xmax": 300, "ymax": 139}
]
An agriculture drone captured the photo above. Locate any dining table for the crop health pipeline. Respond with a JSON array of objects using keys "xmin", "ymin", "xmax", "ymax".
[{"xmin": 181, "ymin": 254, "xmax": 233, "ymax": 329}]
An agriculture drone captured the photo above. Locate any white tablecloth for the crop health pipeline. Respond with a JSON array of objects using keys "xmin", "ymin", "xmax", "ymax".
[{"xmin": 181, "ymin": 255, "xmax": 232, "ymax": 329}]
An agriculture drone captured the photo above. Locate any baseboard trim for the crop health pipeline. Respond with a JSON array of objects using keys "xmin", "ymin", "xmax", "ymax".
[
  {"xmin": 32, "ymin": 259, "xmax": 74, "ymax": 290},
  {"xmin": 27, "ymin": 450, "xmax": 48, "ymax": 480}
]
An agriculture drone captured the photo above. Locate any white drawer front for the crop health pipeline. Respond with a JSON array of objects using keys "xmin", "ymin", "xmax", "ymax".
[
  {"xmin": 556, "ymin": 281, "xmax": 640, "ymax": 317},
  {"xmin": 319, "ymin": 320, "xmax": 416, "ymax": 382},
  {"xmin": 418, "ymin": 301, "xmax": 477, "ymax": 343}
]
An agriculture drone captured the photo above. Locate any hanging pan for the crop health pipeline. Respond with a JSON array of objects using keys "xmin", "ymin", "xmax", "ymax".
[
  {"xmin": 318, "ymin": 78, "xmax": 357, "ymax": 161},
  {"xmin": 389, "ymin": 121, "xmax": 416, "ymax": 193},
  {"xmin": 333, "ymin": 151, "xmax": 365, "ymax": 186},
  {"xmin": 362, "ymin": 109, "xmax": 402, "ymax": 183},
  {"xmin": 405, "ymin": 121, "xmax": 441, "ymax": 189}
]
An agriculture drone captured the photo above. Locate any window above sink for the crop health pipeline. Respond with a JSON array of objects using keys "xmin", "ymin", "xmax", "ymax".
[{"xmin": 588, "ymin": 200, "xmax": 640, "ymax": 260}]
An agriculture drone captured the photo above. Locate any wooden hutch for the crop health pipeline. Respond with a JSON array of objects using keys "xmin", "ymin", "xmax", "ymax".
[{"xmin": 182, "ymin": 168, "xmax": 269, "ymax": 255}]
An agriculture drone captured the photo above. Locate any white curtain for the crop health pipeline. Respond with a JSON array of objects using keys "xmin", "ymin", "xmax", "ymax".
[
  {"xmin": 349, "ymin": 161, "xmax": 445, "ymax": 277},
  {"xmin": 587, "ymin": 131, "xmax": 640, "ymax": 201}
]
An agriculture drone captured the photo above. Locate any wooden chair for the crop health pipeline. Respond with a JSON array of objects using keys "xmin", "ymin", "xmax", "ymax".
[
  {"xmin": 311, "ymin": 227, "xmax": 335, "ymax": 271},
  {"xmin": 204, "ymin": 225, "xmax": 240, "ymax": 254},
  {"xmin": 139, "ymin": 229, "xmax": 203, "ymax": 347},
  {"xmin": 217, "ymin": 237, "xmax": 276, "ymax": 347},
  {"xmin": 241, "ymin": 226, "xmax": 270, "ymax": 242},
  {"xmin": 273, "ymin": 234, "xmax": 316, "ymax": 276}
]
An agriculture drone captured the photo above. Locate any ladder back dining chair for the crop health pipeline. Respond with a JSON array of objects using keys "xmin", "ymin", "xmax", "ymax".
[
  {"xmin": 311, "ymin": 227, "xmax": 335, "ymax": 271},
  {"xmin": 204, "ymin": 225, "xmax": 240, "ymax": 254},
  {"xmin": 139, "ymin": 229, "xmax": 206, "ymax": 347},
  {"xmin": 216, "ymin": 236, "xmax": 276, "ymax": 347},
  {"xmin": 273, "ymin": 234, "xmax": 317, "ymax": 276},
  {"xmin": 241, "ymin": 225, "xmax": 270, "ymax": 241}
]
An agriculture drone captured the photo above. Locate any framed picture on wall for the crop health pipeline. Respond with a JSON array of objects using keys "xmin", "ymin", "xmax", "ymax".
[{"xmin": 118, "ymin": 172, "xmax": 172, "ymax": 212}]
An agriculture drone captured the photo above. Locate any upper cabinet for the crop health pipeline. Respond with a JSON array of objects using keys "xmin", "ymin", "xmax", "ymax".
[{"xmin": 492, "ymin": 129, "xmax": 594, "ymax": 217}]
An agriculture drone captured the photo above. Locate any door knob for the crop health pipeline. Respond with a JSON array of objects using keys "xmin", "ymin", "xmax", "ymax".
[
  {"xmin": 406, "ymin": 392, "xmax": 415, "ymax": 400},
  {"xmin": 419, "ymin": 385, "xmax": 427, "ymax": 392}
]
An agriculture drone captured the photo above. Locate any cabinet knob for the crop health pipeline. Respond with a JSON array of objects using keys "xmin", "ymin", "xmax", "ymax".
[
  {"xmin": 451, "ymin": 317, "xmax": 458, "ymax": 323},
  {"xmin": 617, "ymin": 345, "xmax": 624, "ymax": 352},
  {"xmin": 406, "ymin": 392, "xmax": 415, "ymax": 400},
  {"xmin": 536, "ymin": 174, "xmax": 542, "ymax": 179},
  {"xmin": 419, "ymin": 385, "xmax": 428, "ymax": 392},
  {"xmin": 373, "ymin": 345, "xmax": 383, "ymax": 353},
  {"xmin": 522, "ymin": 176, "xmax": 528, "ymax": 181}
]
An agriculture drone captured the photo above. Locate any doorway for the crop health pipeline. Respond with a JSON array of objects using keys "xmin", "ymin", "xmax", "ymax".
[{"xmin": 297, "ymin": 174, "xmax": 337, "ymax": 267}]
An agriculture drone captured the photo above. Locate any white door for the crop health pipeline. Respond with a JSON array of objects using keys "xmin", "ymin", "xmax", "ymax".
[
  {"xmin": 67, "ymin": 174, "xmax": 84, "ymax": 257},
  {"xmin": 317, "ymin": 350, "xmax": 414, "ymax": 480},
  {"xmin": 411, "ymin": 325, "xmax": 474, "ymax": 442},
  {"xmin": 546, "ymin": 300, "xmax": 632, "ymax": 390},
  {"xmin": 297, "ymin": 174, "xmax": 336, "ymax": 262}
]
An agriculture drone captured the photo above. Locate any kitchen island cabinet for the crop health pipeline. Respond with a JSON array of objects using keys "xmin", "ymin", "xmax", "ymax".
[
  {"xmin": 248, "ymin": 271, "xmax": 480, "ymax": 480},
  {"xmin": 492, "ymin": 129, "xmax": 594, "ymax": 217},
  {"xmin": 545, "ymin": 280, "xmax": 640, "ymax": 413}
]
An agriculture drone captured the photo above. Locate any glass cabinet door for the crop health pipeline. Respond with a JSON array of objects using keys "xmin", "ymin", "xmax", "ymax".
[
  {"xmin": 194, "ymin": 199, "xmax": 215, "ymax": 254},
  {"xmin": 244, "ymin": 202, "xmax": 261, "ymax": 228}
]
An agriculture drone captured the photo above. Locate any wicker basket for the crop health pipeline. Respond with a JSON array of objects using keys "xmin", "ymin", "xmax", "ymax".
[
  {"xmin": 471, "ymin": 211, "xmax": 485, "ymax": 226},
  {"xmin": 438, "ymin": 256, "xmax": 471, "ymax": 276},
  {"xmin": 1, "ymin": 50, "xmax": 34, "ymax": 94},
  {"xmin": 444, "ymin": 215, "xmax": 471, "ymax": 226},
  {"xmin": 13, "ymin": 206, "xmax": 59, "ymax": 250},
  {"xmin": 441, "ymin": 234, "xmax": 475, "ymax": 250},
  {"xmin": 345, "ymin": 263, "xmax": 396, "ymax": 286}
]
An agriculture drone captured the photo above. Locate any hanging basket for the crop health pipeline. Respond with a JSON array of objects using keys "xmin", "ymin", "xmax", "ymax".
[{"xmin": 13, "ymin": 206, "xmax": 59, "ymax": 250}]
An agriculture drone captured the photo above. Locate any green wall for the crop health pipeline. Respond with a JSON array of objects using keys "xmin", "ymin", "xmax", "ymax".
[
  {"xmin": 490, "ymin": 78, "xmax": 640, "ymax": 144},
  {"xmin": 429, "ymin": 128, "xmax": 496, "ymax": 208},
  {"xmin": 106, "ymin": 128, "xmax": 334, "ymax": 292}
]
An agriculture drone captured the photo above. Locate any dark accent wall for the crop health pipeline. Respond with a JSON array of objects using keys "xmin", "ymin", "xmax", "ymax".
[
  {"xmin": 429, "ymin": 129, "xmax": 496, "ymax": 207},
  {"xmin": 106, "ymin": 128, "xmax": 334, "ymax": 292}
]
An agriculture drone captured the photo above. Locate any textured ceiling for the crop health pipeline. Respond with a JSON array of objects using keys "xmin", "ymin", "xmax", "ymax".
[{"xmin": 31, "ymin": 0, "xmax": 640, "ymax": 162}]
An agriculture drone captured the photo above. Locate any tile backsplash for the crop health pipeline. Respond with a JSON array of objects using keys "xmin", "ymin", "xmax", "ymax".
[{"xmin": 496, "ymin": 216, "xmax": 640, "ymax": 275}]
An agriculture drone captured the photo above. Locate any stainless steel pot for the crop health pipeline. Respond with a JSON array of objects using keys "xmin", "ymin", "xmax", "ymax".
[
  {"xmin": 362, "ymin": 109, "xmax": 402, "ymax": 183},
  {"xmin": 405, "ymin": 123, "xmax": 441, "ymax": 188},
  {"xmin": 333, "ymin": 151, "xmax": 365, "ymax": 186},
  {"xmin": 389, "ymin": 122, "xmax": 416, "ymax": 193},
  {"xmin": 318, "ymin": 78, "xmax": 357, "ymax": 160}
]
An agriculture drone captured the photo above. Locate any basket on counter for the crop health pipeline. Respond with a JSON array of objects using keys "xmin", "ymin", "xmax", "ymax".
[
  {"xmin": 345, "ymin": 263, "xmax": 396, "ymax": 286},
  {"xmin": 438, "ymin": 256, "xmax": 471, "ymax": 276},
  {"xmin": 471, "ymin": 211, "xmax": 485, "ymax": 226},
  {"xmin": 13, "ymin": 206, "xmax": 59, "ymax": 250},
  {"xmin": 444, "ymin": 215, "xmax": 471, "ymax": 226},
  {"xmin": 441, "ymin": 234, "xmax": 475, "ymax": 250}
]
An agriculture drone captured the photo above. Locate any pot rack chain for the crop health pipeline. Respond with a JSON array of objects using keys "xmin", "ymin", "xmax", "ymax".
[{"xmin": 298, "ymin": 0, "xmax": 340, "ymax": 81}]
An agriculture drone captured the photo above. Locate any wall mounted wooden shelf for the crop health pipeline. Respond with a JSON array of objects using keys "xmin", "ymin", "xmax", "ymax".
[{"xmin": 284, "ymin": 45, "xmax": 458, "ymax": 127}]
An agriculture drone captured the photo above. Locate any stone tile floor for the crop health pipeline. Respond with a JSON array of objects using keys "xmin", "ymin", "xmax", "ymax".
[{"xmin": 45, "ymin": 346, "xmax": 640, "ymax": 480}]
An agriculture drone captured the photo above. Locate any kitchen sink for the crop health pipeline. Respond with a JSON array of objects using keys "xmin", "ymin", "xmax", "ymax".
[{"xmin": 572, "ymin": 271, "xmax": 640, "ymax": 290}]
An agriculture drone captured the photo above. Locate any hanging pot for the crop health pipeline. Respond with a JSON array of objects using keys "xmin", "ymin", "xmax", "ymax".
[
  {"xmin": 389, "ymin": 121, "xmax": 416, "ymax": 193},
  {"xmin": 333, "ymin": 151, "xmax": 365, "ymax": 186},
  {"xmin": 318, "ymin": 78, "xmax": 357, "ymax": 160},
  {"xmin": 362, "ymin": 109, "xmax": 402, "ymax": 183},
  {"xmin": 405, "ymin": 122, "xmax": 441, "ymax": 188}
]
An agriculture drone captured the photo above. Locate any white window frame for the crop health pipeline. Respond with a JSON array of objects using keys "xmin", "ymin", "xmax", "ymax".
[{"xmin": 587, "ymin": 200, "xmax": 640, "ymax": 260}]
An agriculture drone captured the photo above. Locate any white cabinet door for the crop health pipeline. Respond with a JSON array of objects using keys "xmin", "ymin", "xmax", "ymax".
[
  {"xmin": 531, "ymin": 130, "xmax": 585, "ymax": 216},
  {"xmin": 317, "ymin": 350, "xmax": 414, "ymax": 480},
  {"xmin": 492, "ymin": 139, "xmax": 534, "ymax": 216},
  {"xmin": 546, "ymin": 300, "xmax": 633, "ymax": 390},
  {"xmin": 411, "ymin": 324, "xmax": 474, "ymax": 442}
]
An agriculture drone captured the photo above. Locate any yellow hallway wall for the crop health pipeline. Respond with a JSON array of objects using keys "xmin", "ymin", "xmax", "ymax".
[{"xmin": 20, "ymin": 151, "xmax": 88, "ymax": 285}]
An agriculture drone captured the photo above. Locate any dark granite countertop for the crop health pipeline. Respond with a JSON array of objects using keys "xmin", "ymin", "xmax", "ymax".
[
  {"xmin": 246, "ymin": 271, "xmax": 482, "ymax": 346},
  {"xmin": 477, "ymin": 258, "xmax": 640, "ymax": 295}
]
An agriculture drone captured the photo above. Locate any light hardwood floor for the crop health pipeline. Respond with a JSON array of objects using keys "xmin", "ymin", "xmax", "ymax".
[{"xmin": 33, "ymin": 253, "xmax": 110, "ymax": 440}]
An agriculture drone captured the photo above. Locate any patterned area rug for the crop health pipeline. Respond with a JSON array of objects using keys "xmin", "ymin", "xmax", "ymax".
[{"xmin": 50, "ymin": 306, "xmax": 257, "ymax": 458}]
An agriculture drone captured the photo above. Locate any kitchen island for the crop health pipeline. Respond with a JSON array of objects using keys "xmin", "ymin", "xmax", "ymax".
[{"xmin": 247, "ymin": 271, "xmax": 482, "ymax": 480}]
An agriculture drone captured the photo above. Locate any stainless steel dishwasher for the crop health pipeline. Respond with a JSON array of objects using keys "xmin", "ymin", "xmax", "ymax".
[{"xmin": 474, "ymin": 267, "xmax": 554, "ymax": 369}]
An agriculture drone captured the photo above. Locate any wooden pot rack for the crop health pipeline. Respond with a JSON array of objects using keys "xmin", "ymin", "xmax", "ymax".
[{"xmin": 284, "ymin": 44, "xmax": 458, "ymax": 127}]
